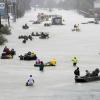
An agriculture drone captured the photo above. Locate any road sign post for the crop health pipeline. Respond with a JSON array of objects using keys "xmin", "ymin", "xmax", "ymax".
[
  {"xmin": 0, "ymin": 3, "xmax": 5, "ymax": 28},
  {"xmin": 0, "ymin": 14, "xmax": 1, "ymax": 28},
  {"xmin": 0, "ymin": 3, "xmax": 5, "ymax": 16}
]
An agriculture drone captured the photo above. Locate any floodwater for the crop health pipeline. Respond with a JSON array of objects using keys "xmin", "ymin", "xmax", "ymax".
[{"xmin": 0, "ymin": 8, "xmax": 100, "ymax": 100}]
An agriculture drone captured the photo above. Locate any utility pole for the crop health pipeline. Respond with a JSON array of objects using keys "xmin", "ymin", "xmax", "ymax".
[
  {"xmin": 0, "ymin": 3, "xmax": 1, "ymax": 28},
  {"xmin": 0, "ymin": 1, "xmax": 5, "ymax": 28},
  {"xmin": 5, "ymin": 0, "xmax": 10, "ymax": 27},
  {"xmin": 0, "ymin": 13, "xmax": 1, "ymax": 29},
  {"xmin": 11, "ymin": 0, "xmax": 16, "ymax": 22},
  {"xmin": 12, "ymin": 2, "xmax": 16, "ymax": 22}
]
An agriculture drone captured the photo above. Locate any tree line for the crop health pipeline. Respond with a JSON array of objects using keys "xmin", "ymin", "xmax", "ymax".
[
  {"xmin": 16, "ymin": 0, "xmax": 32, "ymax": 18},
  {"xmin": 31, "ymin": 0, "xmax": 95, "ymax": 12}
]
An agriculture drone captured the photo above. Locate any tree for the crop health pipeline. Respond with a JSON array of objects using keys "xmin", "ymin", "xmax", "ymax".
[
  {"xmin": 16, "ymin": 0, "xmax": 32, "ymax": 18},
  {"xmin": 0, "ymin": 25, "xmax": 11, "ymax": 45},
  {"xmin": 57, "ymin": 0, "xmax": 94, "ymax": 11}
]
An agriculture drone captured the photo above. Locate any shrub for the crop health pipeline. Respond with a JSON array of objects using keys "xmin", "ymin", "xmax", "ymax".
[
  {"xmin": 0, "ymin": 25, "xmax": 11, "ymax": 35},
  {"xmin": 0, "ymin": 25, "xmax": 11, "ymax": 45},
  {"xmin": 0, "ymin": 35, "xmax": 7, "ymax": 45}
]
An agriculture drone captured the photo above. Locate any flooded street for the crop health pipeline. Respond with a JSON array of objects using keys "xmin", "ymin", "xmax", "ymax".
[{"xmin": 0, "ymin": 8, "xmax": 100, "ymax": 100}]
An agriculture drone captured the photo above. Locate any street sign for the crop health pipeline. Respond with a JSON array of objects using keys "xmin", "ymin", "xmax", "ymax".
[
  {"xmin": 0, "ymin": 3, "xmax": 5, "ymax": 9},
  {"xmin": 0, "ymin": 3, "xmax": 5, "ymax": 16}
]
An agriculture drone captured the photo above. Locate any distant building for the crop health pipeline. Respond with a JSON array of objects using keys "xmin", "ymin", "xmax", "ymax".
[
  {"xmin": 79, "ymin": 0, "xmax": 100, "ymax": 18},
  {"xmin": 94, "ymin": 0, "xmax": 100, "ymax": 8},
  {"xmin": 52, "ymin": 16, "xmax": 63, "ymax": 25},
  {"xmin": 94, "ymin": 0, "xmax": 100, "ymax": 20}
]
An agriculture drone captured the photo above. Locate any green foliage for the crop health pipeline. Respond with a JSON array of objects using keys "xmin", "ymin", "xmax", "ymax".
[
  {"xmin": 0, "ymin": 25, "xmax": 11, "ymax": 45},
  {"xmin": 16, "ymin": 9, "xmax": 25, "ymax": 18},
  {"xmin": 0, "ymin": 35, "xmax": 7, "ymax": 45},
  {"xmin": 0, "ymin": 25, "xmax": 11, "ymax": 35},
  {"xmin": 76, "ymin": 0, "xmax": 94, "ymax": 11},
  {"xmin": 16, "ymin": 0, "xmax": 31, "ymax": 18}
]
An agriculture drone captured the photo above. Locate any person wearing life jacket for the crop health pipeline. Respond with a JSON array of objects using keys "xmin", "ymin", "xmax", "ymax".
[
  {"xmin": 72, "ymin": 57, "xmax": 78, "ymax": 67},
  {"xmin": 50, "ymin": 58, "xmax": 57, "ymax": 66},
  {"xmin": 26, "ymin": 75, "xmax": 34, "ymax": 86},
  {"xmin": 31, "ymin": 52, "xmax": 37, "ymax": 60},
  {"xmin": 31, "ymin": 52, "xmax": 35, "ymax": 57}
]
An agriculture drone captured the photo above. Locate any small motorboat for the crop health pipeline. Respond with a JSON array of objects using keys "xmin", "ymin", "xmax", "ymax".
[{"xmin": 75, "ymin": 76, "xmax": 100, "ymax": 83}]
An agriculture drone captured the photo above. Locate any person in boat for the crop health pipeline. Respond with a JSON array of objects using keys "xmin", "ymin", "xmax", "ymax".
[
  {"xmin": 49, "ymin": 58, "xmax": 57, "ymax": 66},
  {"xmin": 72, "ymin": 57, "xmax": 78, "ymax": 67},
  {"xmin": 10, "ymin": 49, "xmax": 16, "ymax": 57},
  {"xmin": 45, "ymin": 58, "xmax": 57, "ymax": 66},
  {"xmin": 85, "ymin": 70, "xmax": 91, "ymax": 77},
  {"xmin": 31, "ymin": 52, "xmax": 37, "ymax": 60},
  {"xmin": 36, "ymin": 32, "xmax": 40, "ymax": 36},
  {"xmin": 74, "ymin": 67, "xmax": 80, "ymax": 78},
  {"xmin": 28, "ymin": 35, "xmax": 32, "ymax": 40},
  {"xmin": 23, "ymin": 24, "xmax": 29, "ymax": 29},
  {"xmin": 31, "ymin": 32, "xmax": 35, "ymax": 36},
  {"xmin": 74, "ymin": 24, "xmax": 77, "ymax": 29},
  {"xmin": 26, "ymin": 75, "xmax": 34, "ymax": 86},
  {"xmin": 91, "ymin": 68, "xmax": 100, "ymax": 77},
  {"xmin": 27, "ymin": 51, "xmax": 31, "ymax": 55},
  {"xmin": 73, "ymin": 24, "xmax": 80, "ymax": 32},
  {"xmin": 24, "ymin": 52, "xmax": 31, "ymax": 59},
  {"xmin": 3, "ymin": 46, "xmax": 10, "ymax": 55},
  {"xmin": 35, "ymin": 58, "xmax": 41, "ymax": 65},
  {"xmin": 76, "ymin": 24, "xmax": 80, "ymax": 31},
  {"xmin": 25, "ymin": 24, "xmax": 28, "ymax": 28},
  {"xmin": 31, "ymin": 52, "xmax": 35, "ymax": 57}
]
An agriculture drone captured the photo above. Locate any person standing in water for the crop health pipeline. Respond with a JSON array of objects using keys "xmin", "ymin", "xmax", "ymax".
[
  {"xmin": 26, "ymin": 75, "xmax": 34, "ymax": 86},
  {"xmin": 72, "ymin": 57, "xmax": 78, "ymax": 67},
  {"xmin": 39, "ymin": 61, "xmax": 44, "ymax": 72}
]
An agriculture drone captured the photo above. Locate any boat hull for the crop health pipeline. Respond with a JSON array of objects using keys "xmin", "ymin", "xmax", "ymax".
[{"xmin": 75, "ymin": 76, "xmax": 100, "ymax": 83}]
